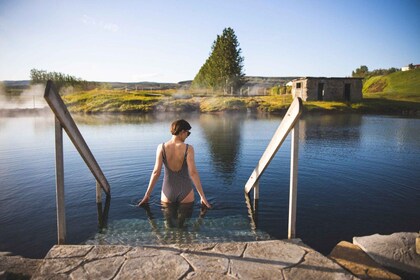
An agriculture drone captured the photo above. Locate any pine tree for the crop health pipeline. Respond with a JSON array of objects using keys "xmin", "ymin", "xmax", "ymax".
[{"xmin": 193, "ymin": 27, "xmax": 245, "ymax": 94}]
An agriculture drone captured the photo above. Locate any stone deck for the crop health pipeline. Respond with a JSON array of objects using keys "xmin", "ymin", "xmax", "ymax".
[{"xmin": 31, "ymin": 240, "xmax": 357, "ymax": 279}]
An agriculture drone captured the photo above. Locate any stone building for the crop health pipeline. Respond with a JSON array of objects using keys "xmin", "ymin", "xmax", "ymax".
[{"xmin": 291, "ymin": 77, "xmax": 363, "ymax": 102}]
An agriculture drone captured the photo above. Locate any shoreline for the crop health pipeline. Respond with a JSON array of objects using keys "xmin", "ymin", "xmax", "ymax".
[
  {"xmin": 1, "ymin": 232, "xmax": 418, "ymax": 279},
  {"xmin": 1, "ymin": 102, "xmax": 418, "ymax": 118}
]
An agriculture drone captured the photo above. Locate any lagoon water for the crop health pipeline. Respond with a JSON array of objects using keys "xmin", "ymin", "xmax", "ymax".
[{"xmin": 0, "ymin": 112, "xmax": 419, "ymax": 258}]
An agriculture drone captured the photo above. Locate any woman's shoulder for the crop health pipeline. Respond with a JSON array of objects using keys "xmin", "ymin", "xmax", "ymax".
[{"xmin": 186, "ymin": 144, "xmax": 195, "ymax": 153}]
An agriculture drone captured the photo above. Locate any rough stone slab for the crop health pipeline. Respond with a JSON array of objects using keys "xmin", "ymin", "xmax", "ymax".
[
  {"xmin": 353, "ymin": 232, "xmax": 420, "ymax": 276},
  {"xmin": 115, "ymin": 254, "xmax": 190, "ymax": 280},
  {"xmin": 230, "ymin": 258, "xmax": 285, "ymax": 279},
  {"xmin": 212, "ymin": 242, "xmax": 246, "ymax": 257},
  {"xmin": 181, "ymin": 252, "xmax": 229, "ymax": 274},
  {"xmin": 329, "ymin": 241, "xmax": 401, "ymax": 280},
  {"xmin": 126, "ymin": 245, "xmax": 179, "ymax": 258},
  {"xmin": 229, "ymin": 240, "xmax": 305, "ymax": 279},
  {"xmin": 71, "ymin": 256, "xmax": 125, "ymax": 280},
  {"xmin": 243, "ymin": 240, "xmax": 306, "ymax": 268},
  {"xmin": 283, "ymin": 250, "xmax": 358, "ymax": 280},
  {"xmin": 45, "ymin": 245, "xmax": 93, "ymax": 259},
  {"xmin": 85, "ymin": 245, "xmax": 131, "ymax": 261},
  {"xmin": 32, "ymin": 258, "xmax": 84, "ymax": 280},
  {"xmin": 174, "ymin": 242, "xmax": 217, "ymax": 251}
]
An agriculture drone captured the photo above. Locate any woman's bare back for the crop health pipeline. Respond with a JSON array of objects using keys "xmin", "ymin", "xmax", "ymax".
[{"xmin": 163, "ymin": 141, "xmax": 187, "ymax": 172}]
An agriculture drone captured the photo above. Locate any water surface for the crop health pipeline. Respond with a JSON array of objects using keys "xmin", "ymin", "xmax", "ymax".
[{"xmin": 0, "ymin": 112, "xmax": 419, "ymax": 258}]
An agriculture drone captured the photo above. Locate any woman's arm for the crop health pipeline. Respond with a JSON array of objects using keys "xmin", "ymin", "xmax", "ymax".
[
  {"xmin": 138, "ymin": 144, "xmax": 163, "ymax": 206},
  {"xmin": 187, "ymin": 145, "xmax": 211, "ymax": 208}
]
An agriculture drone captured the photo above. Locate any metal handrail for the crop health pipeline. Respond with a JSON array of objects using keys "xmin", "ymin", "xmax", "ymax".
[
  {"xmin": 44, "ymin": 80, "xmax": 111, "ymax": 244},
  {"xmin": 244, "ymin": 97, "xmax": 302, "ymax": 239}
]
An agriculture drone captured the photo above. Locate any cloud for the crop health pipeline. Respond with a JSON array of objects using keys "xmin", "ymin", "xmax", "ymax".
[{"xmin": 82, "ymin": 14, "xmax": 119, "ymax": 33}]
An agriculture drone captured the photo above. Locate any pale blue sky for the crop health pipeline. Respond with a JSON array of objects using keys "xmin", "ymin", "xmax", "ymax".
[{"xmin": 0, "ymin": 0, "xmax": 419, "ymax": 83}]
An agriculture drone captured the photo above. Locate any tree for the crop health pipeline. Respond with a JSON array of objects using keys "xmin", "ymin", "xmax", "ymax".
[
  {"xmin": 30, "ymin": 69, "xmax": 96, "ymax": 92},
  {"xmin": 352, "ymin": 65, "xmax": 369, "ymax": 78},
  {"xmin": 192, "ymin": 27, "xmax": 245, "ymax": 94}
]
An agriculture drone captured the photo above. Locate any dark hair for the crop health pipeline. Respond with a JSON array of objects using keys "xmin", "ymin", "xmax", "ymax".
[{"xmin": 171, "ymin": 119, "xmax": 191, "ymax": 135}]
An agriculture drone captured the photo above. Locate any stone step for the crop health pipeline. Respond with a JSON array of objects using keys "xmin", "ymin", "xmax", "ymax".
[
  {"xmin": 329, "ymin": 241, "xmax": 401, "ymax": 280},
  {"xmin": 31, "ymin": 240, "xmax": 358, "ymax": 279}
]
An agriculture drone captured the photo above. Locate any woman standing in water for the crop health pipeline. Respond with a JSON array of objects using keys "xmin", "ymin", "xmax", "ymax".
[{"xmin": 138, "ymin": 119, "xmax": 211, "ymax": 208}]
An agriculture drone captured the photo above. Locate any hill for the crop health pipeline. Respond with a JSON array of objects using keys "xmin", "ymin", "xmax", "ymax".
[
  {"xmin": 363, "ymin": 68, "xmax": 420, "ymax": 102},
  {"xmin": 2, "ymin": 76, "xmax": 297, "ymax": 92}
]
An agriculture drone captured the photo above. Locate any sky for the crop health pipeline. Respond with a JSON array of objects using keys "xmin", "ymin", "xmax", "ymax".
[{"xmin": 0, "ymin": 0, "xmax": 419, "ymax": 83}]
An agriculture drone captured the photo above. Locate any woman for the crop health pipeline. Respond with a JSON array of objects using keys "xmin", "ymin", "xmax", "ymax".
[{"xmin": 138, "ymin": 119, "xmax": 211, "ymax": 208}]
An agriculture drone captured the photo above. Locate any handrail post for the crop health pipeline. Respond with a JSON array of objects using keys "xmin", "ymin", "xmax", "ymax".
[
  {"xmin": 288, "ymin": 120, "xmax": 299, "ymax": 239},
  {"xmin": 55, "ymin": 117, "xmax": 66, "ymax": 244},
  {"xmin": 253, "ymin": 181, "xmax": 259, "ymax": 200},
  {"xmin": 244, "ymin": 97, "xmax": 302, "ymax": 239},
  {"xmin": 96, "ymin": 181, "xmax": 102, "ymax": 204},
  {"xmin": 44, "ymin": 81, "xmax": 111, "ymax": 244}
]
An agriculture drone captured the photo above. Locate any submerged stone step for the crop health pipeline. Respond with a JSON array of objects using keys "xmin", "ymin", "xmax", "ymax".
[{"xmin": 85, "ymin": 216, "xmax": 271, "ymax": 247}]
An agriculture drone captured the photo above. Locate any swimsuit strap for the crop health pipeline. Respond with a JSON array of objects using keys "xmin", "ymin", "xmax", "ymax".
[
  {"xmin": 161, "ymin": 143, "xmax": 167, "ymax": 161},
  {"xmin": 162, "ymin": 143, "xmax": 188, "ymax": 167},
  {"xmin": 184, "ymin": 144, "xmax": 189, "ymax": 160}
]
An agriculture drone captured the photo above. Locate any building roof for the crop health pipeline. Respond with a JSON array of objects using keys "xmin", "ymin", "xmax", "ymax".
[{"xmin": 292, "ymin": 77, "xmax": 363, "ymax": 82}]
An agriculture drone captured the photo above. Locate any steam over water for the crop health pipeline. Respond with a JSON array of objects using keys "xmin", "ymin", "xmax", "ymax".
[
  {"xmin": 0, "ymin": 112, "xmax": 419, "ymax": 258},
  {"xmin": 0, "ymin": 84, "xmax": 47, "ymax": 109}
]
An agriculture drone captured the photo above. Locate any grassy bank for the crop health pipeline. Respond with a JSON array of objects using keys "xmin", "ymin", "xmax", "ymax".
[
  {"xmin": 62, "ymin": 91, "xmax": 293, "ymax": 114},
  {"xmin": 61, "ymin": 69, "xmax": 419, "ymax": 115}
]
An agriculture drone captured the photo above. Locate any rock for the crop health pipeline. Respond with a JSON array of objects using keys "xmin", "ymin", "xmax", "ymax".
[
  {"xmin": 283, "ymin": 249, "xmax": 358, "ymax": 280},
  {"xmin": 45, "ymin": 245, "xmax": 93, "ymax": 259},
  {"xmin": 115, "ymin": 254, "xmax": 190, "ymax": 280},
  {"xmin": 229, "ymin": 240, "xmax": 306, "ymax": 279},
  {"xmin": 0, "ymin": 254, "xmax": 42, "ymax": 279},
  {"xmin": 353, "ymin": 232, "xmax": 420, "ymax": 276},
  {"xmin": 416, "ymin": 237, "xmax": 420, "ymax": 255},
  {"xmin": 329, "ymin": 241, "xmax": 401, "ymax": 279}
]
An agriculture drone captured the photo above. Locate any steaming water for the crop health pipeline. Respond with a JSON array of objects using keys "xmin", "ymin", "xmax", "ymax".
[
  {"xmin": 0, "ymin": 85, "xmax": 47, "ymax": 109},
  {"xmin": 0, "ymin": 112, "xmax": 419, "ymax": 258}
]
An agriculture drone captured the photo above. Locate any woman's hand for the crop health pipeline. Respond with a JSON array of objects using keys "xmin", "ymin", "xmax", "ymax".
[
  {"xmin": 200, "ymin": 197, "xmax": 212, "ymax": 208},
  {"xmin": 137, "ymin": 195, "xmax": 150, "ymax": 207}
]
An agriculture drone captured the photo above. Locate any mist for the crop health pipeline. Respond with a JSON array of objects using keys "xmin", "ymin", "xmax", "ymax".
[{"xmin": 0, "ymin": 84, "xmax": 47, "ymax": 109}]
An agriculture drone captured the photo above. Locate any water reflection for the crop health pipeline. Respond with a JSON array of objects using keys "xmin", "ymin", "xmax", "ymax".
[
  {"xmin": 70, "ymin": 112, "xmax": 201, "ymax": 126},
  {"xmin": 199, "ymin": 113, "xmax": 244, "ymax": 183},
  {"xmin": 299, "ymin": 114, "xmax": 362, "ymax": 144}
]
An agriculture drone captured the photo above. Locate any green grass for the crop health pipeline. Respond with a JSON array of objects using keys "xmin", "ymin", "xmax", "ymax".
[
  {"xmin": 363, "ymin": 68, "xmax": 420, "ymax": 102},
  {"xmin": 63, "ymin": 89, "xmax": 163, "ymax": 113}
]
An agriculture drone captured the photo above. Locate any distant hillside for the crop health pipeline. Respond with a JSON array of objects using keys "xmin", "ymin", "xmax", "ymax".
[
  {"xmin": 2, "ymin": 76, "xmax": 297, "ymax": 92},
  {"xmin": 363, "ymin": 68, "xmax": 420, "ymax": 101},
  {"xmin": 177, "ymin": 76, "xmax": 297, "ymax": 89},
  {"xmin": 3, "ymin": 80, "xmax": 30, "ymax": 88},
  {"xmin": 103, "ymin": 81, "xmax": 179, "ymax": 90},
  {"xmin": 243, "ymin": 76, "xmax": 297, "ymax": 88}
]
